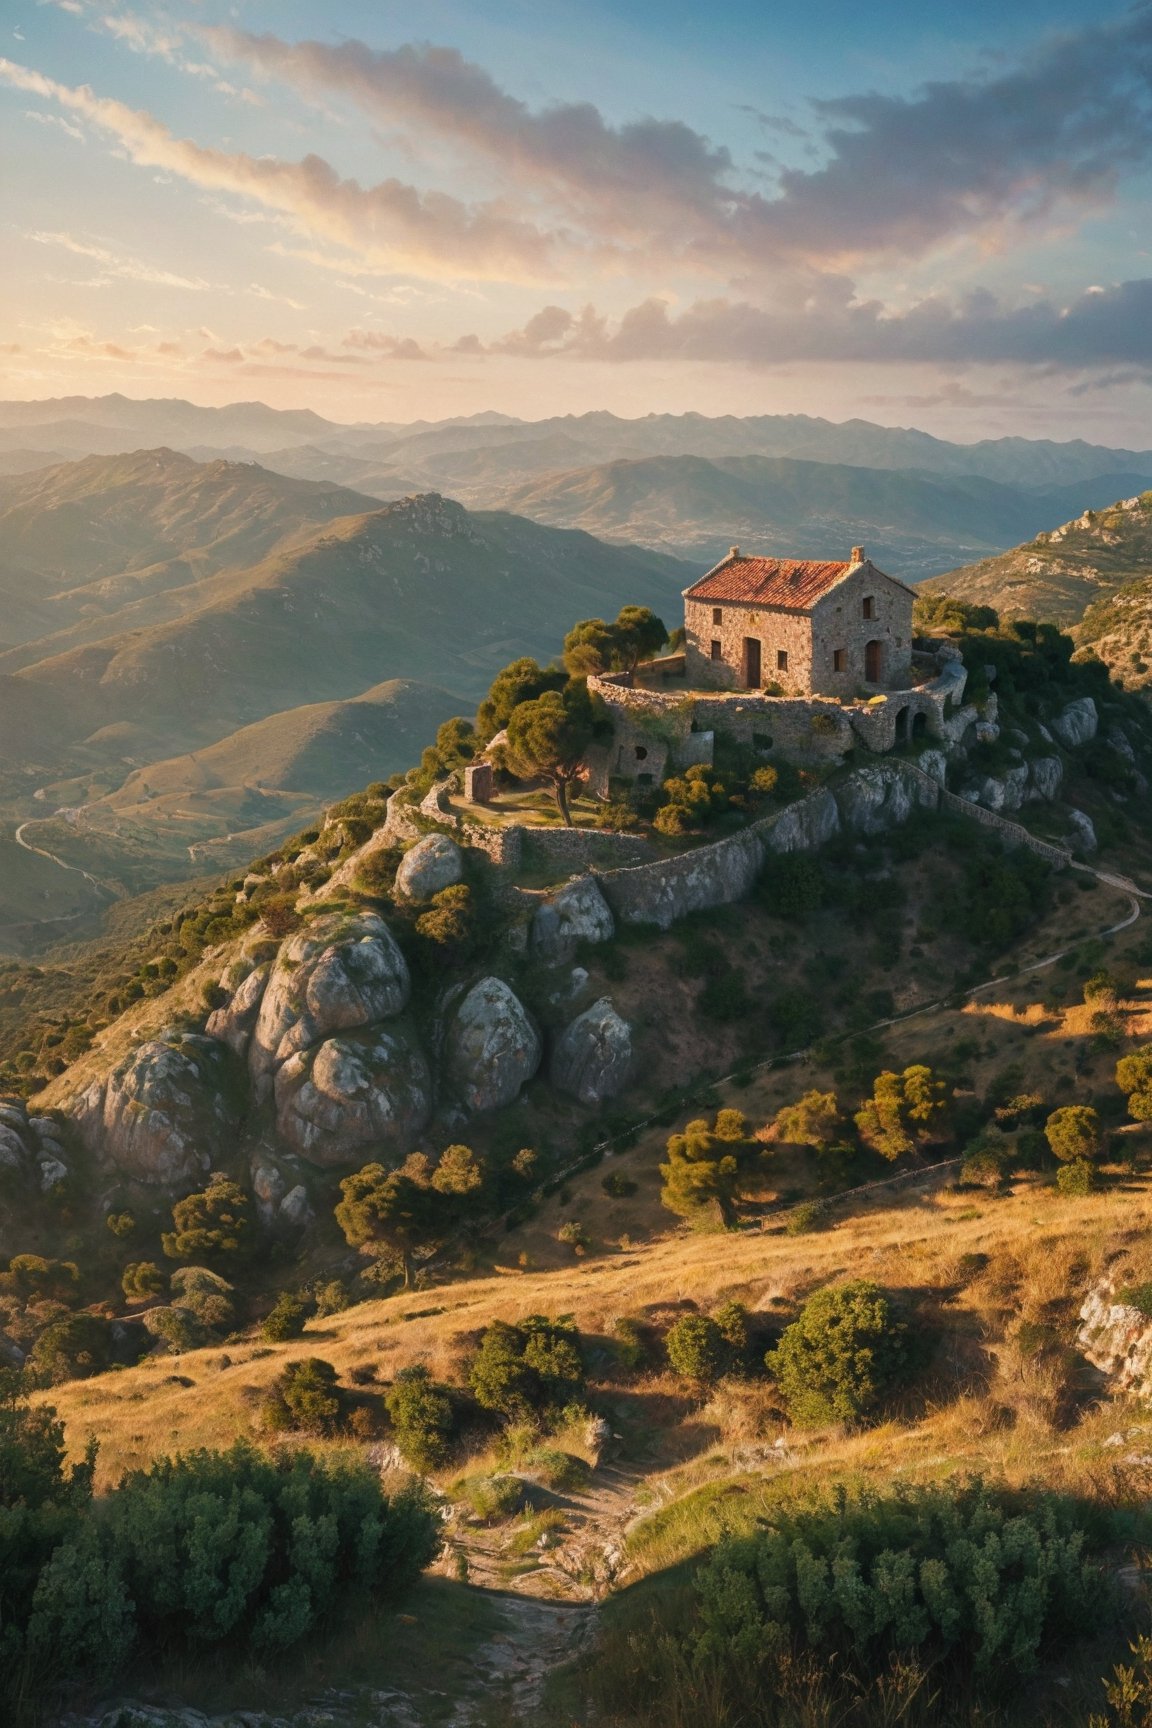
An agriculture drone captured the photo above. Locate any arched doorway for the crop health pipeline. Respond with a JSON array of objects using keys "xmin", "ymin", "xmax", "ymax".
[
  {"xmin": 864, "ymin": 639, "xmax": 883, "ymax": 683},
  {"xmin": 911, "ymin": 711, "xmax": 928, "ymax": 741},
  {"xmin": 893, "ymin": 706, "xmax": 909, "ymax": 743}
]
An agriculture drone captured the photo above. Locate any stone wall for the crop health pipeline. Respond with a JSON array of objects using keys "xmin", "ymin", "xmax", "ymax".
[
  {"xmin": 685, "ymin": 598, "xmax": 814, "ymax": 695},
  {"xmin": 810, "ymin": 565, "xmax": 913, "ymax": 695},
  {"xmin": 522, "ymin": 826, "xmax": 655, "ymax": 872}
]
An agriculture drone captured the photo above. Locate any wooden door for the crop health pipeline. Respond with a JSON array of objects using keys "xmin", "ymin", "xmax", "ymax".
[
  {"xmin": 744, "ymin": 637, "xmax": 761, "ymax": 688},
  {"xmin": 865, "ymin": 639, "xmax": 882, "ymax": 682}
]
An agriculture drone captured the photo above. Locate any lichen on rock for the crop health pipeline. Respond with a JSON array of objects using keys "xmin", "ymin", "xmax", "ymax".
[{"xmin": 444, "ymin": 977, "xmax": 542, "ymax": 1113}]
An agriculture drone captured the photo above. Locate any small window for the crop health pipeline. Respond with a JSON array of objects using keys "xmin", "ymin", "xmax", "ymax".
[
  {"xmin": 710, "ymin": 639, "xmax": 722, "ymax": 661},
  {"xmin": 637, "ymin": 772, "xmax": 653, "ymax": 786},
  {"xmin": 833, "ymin": 649, "xmax": 846, "ymax": 673},
  {"xmin": 776, "ymin": 649, "xmax": 789, "ymax": 672},
  {"xmin": 753, "ymin": 731, "xmax": 773, "ymax": 751},
  {"xmin": 634, "ymin": 745, "xmax": 648, "ymax": 761},
  {"xmin": 862, "ymin": 596, "xmax": 875, "ymax": 620},
  {"xmin": 712, "ymin": 606, "xmax": 723, "ymax": 625}
]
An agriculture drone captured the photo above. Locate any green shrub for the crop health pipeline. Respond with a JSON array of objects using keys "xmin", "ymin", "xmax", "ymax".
[
  {"xmin": 1119, "ymin": 1282, "xmax": 1152, "ymax": 1317},
  {"xmin": 169, "ymin": 1266, "xmax": 235, "ymax": 1331},
  {"xmin": 785, "ymin": 1199, "xmax": 829, "ymax": 1235},
  {"xmin": 692, "ymin": 1481, "xmax": 1100, "ymax": 1683},
  {"xmin": 1056, "ymin": 1157, "xmax": 1098, "ymax": 1196},
  {"xmin": 27, "ymin": 1314, "xmax": 113, "ymax": 1385},
  {"xmin": 601, "ymin": 1170, "xmax": 637, "ymax": 1198},
  {"xmin": 610, "ymin": 1315, "xmax": 650, "ymax": 1373},
  {"xmin": 261, "ymin": 1291, "xmax": 312, "ymax": 1342},
  {"xmin": 385, "ymin": 1366, "xmax": 455, "ymax": 1471},
  {"xmin": 1117, "ymin": 1046, "xmax": 1152, "ymax": 1121},
  {"xmin": 520, "ymin": 1447, "xmax": 590, "ymax": 1492},
  {"xmin": 263, "ymin": 1358, "xmax": 345, "ymax": 1435},
  {"xmin": 142, "ymin": 1305, "xmax": 208, "ymax": 1352},
  {"xmin": 1045, "ymin": 1105, "xmax": 1102, "ymax": 1163},
  {"xmin": 462, "ymin": 1473, "xmax": 525, "ymax": 1522},
  {"xmin": 660, "ymin": 1109, "xmax": 754, "ymax": 1228},
  {"xmin": 468, "ymin": 1315, "xmax": 584, "ymax": 1423},
  {"xmin": 162, "ymin": 1175, "xmax": 252, "ymax": 1262},
  {"xmin": 121, "ymin": 1261, "xmax": 166, "ymax": 1303},
  {"xmin": 0, "ymin": 1255, "xmax": 79, "ymax": 1303},
  {"xmin": 666, "ymin": 1314, "xmax": 728, "ymax": 1386},
  {"xmin": 767, "ymin": 1280, "xmax": 909, "ymax": 1428}
]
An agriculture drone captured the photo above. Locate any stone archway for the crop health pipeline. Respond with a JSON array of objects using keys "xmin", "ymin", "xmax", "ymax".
[
  {"xmin": 911, "ymin": 711, "xmax": 929, "ymax": 741},
  {"xmin": 893, "ymin": 706, "xmax": 910, "ymax": 743},
  {"xmin": 864, "ymin": 639, "xmax": 883, "ymax": 682}
]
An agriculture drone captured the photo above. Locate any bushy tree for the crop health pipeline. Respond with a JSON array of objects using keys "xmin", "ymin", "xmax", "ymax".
[
  {"xmin": 660, "ymin": 1109, "xmax": 754, "ymax": 1228},
  {"xmin": 336, "ymin": 1156, "xmax": 444, "ymax": 1286},
  {"xmin": 0, "ymin": 1255, "xmax": 79, "ymax": 1304},
  {"xmin": 1044, "ymin": 1105, "xmax": 1102, "ymax": 1163},
  {"xmin": 1117, "ymin": 1047, "xmax": 1152, "ymax": 1121},
  {"xmin": 261, "ymin": 1291, "xmax": 311, "ymax": 1341},
  {"xmin": 563, "ymin": 606, "xmax": 667, "ymax": 675},
  {"xmin": 27, "ymin": 1314, "xmax": 113, "ymax": 1386},
  {"xmin": 1056, "ymin": 1158, "xmax": 1098, "ymax": 1196},
  {"xmin": 654, "ymin": 764, "xmax": 730, "ymax": 836},
  {"xmin": 476, "ymin": 657, "xmax": 566, "ymax": 743},
  {"xmin": 775, "ymin": 1089, "xmax": 841, "ymax": 1148},
  {"xmin": 855, "ymin": 1065, "xmax": 948, "ymax": 1161},
  {"xmin": 162, "ymin": 1175, "xmax": 252, "ymax": 1262},
  {"xmin": 768, "ymin": 1280, "xmax": 909, "ymax": 1428},
  {"xmin": 386, "ymin": 1365, "xmax": 455, "ymax": 1470},
  {"xmin": 468, "ymin": 1315, "xmax": 584, "ymax": 1423},
  {"xmin": 169, "ymin": 1265, "xmax": 235, "ymax": 1331},
  {"xmin": 121, "ymin": 1261, "xmax": 166, "ymax": 1304},
  {"xmin": 500, "ymin": 683, "xmax": 597, "ymax": 825},
  {"xmin": 665, "ymin": 1308, "xmax": 748, "ymax": 1385},
  {"xmin": 417, "ymin": 715, "xmax": 476, "ymax": 785},
  {"xmin": 264, "ymin": 1358, "xmax": 345, "ymax": 1435}
]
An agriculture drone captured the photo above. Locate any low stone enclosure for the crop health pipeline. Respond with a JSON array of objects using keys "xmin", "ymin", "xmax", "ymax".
[
  {"xmin": 377, "ymin": 754, "xmax": 1071, "ymax": 934},
  {"xmin": 584, "ymin": 639, "xmax": 971, "ymax": 793}
]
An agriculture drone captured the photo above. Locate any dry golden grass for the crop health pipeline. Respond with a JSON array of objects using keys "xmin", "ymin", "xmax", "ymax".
[{"xmin": 42, "ymin": 1167, "xmax": 1152, "ymax": 1491}]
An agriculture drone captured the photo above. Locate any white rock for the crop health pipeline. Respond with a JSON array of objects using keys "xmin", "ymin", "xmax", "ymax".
[
  {"xmin": 1026, "ymin": 756, "xmax": 1064, "ymax": 802},
  {"xmin": 531, "ymin": 876, "xmax": 615, "ymax": 963},
  {"xmin": 444, "ymin": 977, "xmax": 542, "ymax": 1113},
  {"xmin": 274, "ymin": 1024, "xmax": 432, "ymax": 1165},
  {"xmin": 1066, "ymin": 808, "xmax": 1098, "ymax": 852},
  {"xmin": 1052, "ymin": 696, "xmax": 1098, "ymax": 748},
  {"xmin": 550, "ymin": 997, "xmax": 633, "ymax": 1106},
  {"xmin": 394, "ymin": 833, "xmax": 464, "ymax": 901}
]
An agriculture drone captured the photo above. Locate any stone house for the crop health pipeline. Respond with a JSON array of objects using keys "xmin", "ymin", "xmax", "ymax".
[{"xmin": 683, "ymin": 545, "xmax": 915, "ymax": 699}]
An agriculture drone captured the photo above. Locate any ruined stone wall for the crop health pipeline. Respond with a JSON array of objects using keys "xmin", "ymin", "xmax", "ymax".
[
  {"xmin": 522, "ymin": 827, "xmax": 655, "ymax": 873},
  {"xmin": 689, "ymin": 693, "xmax": 854, "ymax": 761}
]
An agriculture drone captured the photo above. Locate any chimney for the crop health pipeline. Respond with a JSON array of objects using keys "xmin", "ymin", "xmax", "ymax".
[
  {"xmin": 728, "ymin": 545, "xmax": 741, "ymax": 559},
  {"xmin": 850, "ymin": 544, "xmax": 865, "ymax": 564}
]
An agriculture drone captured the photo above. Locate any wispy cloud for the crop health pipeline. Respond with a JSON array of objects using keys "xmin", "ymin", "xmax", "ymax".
[
  {"xmin": 23, "ymin": 107, "xmax": 84, "ymax": 140},
  {"xmin": 27, "ymin": 228, "xmax": 214, "ymax": 290},
  {"xmin": 0, "ymin": 58, "xmax": 562, "ymax": 282}
]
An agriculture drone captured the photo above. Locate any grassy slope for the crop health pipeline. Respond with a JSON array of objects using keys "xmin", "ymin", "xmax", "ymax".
[{"xmin": 924, "ymin": 491, "xmax": 1152, "ymax": 629}]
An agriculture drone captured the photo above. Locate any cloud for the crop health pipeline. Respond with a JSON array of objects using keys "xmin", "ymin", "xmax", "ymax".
[
  {"xmin": 209, "ymin": 10, "xmax": 1152, "ymax": 272},
  {"xmin": 23, "ymin": 107, "xmax": 84, "ymax": 140},
  {"xmin": 0, "ymin": 58, "xmax": 562, "ymax": 282},
  {"xmin": 341, "ymin": 328, "xmax": 429, "ymax": 360},
  {"xmin": 27, "ymin": 228, "xmax": 213, "ymax": 290},
  {"xmin": 468, "ymin": 277, "xmax": 1152, "ymax": 372}
]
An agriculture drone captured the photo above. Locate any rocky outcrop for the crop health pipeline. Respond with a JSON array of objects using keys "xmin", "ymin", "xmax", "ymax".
[
  {"xmin": 274, "ymin": 1025, "xmax": 432, "ymax": 1164},
  {"xmin": 444, "ymin": 978, "xmax": 542, "ymax": 1112},
  {"xmin": 532, "ymin": 876, "xmax": 615, "ymax": 963},
  {"xmin": 1067, "ymin": 809, "xmax": 1098, "ymax": 852},
  {"xmin": 394, "ymin": 833, "xmax": 464, "ymax": 901},
  {"xmin": 1026, "ymin": 756, "xmax": 1063, "ymax": 802},
  {"xmin": 917, "ymin": 750, "xmax": 948, "ymax": 787},
  {"xmin": 249, "ymin": 912, "xmax": 410, "ymax": 1094},
  {"xmin": 0, "ymin": 1102, "xmax": 71, "ymax": 1194},
  {"xmin": 206, "ymin": 963, "xmax": 270, "ymax": 1057},
  {"xmin": 76, "ymin": 1032, "xmax": 240, "ymax": 1186},
  {"xmin": 958, "ymin": 763, "xmax": 1030, "ymax": 814},
  {"xmin": 834, "ymin": 763, "xmax": 937, "ymax": 835},
  {"xmin": 1052, "ymin": 696, "xmax": 1098, "ymax": 748},
  {"xmin": 1077, "ymin": 1278, "xmax": 1152, "ymax": 1397},
  {"xmin": 764, "ymin": 787, "xmax": 840, "ymax": 853},
  {"xmin": 550, "ymin": 998, "xmax": 632, "ymax": 1105}
]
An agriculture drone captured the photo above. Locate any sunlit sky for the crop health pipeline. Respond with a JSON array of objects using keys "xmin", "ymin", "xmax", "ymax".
[{"xmin": 5, "ymin": 0, "xmax": 1152, "ymax": 439}]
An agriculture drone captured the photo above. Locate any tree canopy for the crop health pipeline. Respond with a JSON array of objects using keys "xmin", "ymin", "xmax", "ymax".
[
  {"xmin": 562, "ymin": 606, "xmax": 667, "ymax": 675},
  {"xmin": 499, "ymin": 682, "xmax": 598, "ymax": 825},
  {"xmin": 659, "ymin": 1109, "xmax": 754, "ymax": 1228}
]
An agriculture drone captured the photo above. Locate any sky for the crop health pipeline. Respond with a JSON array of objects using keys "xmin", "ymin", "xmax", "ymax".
[{"xmin": 4, "ymin": 0, "xmax": 1152, "ymax": 440}]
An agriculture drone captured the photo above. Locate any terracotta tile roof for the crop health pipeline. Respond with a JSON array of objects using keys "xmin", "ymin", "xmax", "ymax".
[{"xmin": 684, "ymin": 556, "xmax": 856, "ymax": 611}]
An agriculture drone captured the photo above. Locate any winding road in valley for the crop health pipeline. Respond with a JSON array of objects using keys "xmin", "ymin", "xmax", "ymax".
[{"xmin": 13, "ymin": 810, "xmax": 108, "ymax": 895}]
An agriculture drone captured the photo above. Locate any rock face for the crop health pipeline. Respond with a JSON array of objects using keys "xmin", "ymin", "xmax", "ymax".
[
  {"xmin": 550, "ymin": 997, "xmax": 632, "ymax": 1105},
  {"xmin": 249, "ymin": 912, "xmax": 410, "ymax": 1094},
  {"xmin": 1026, "ymin": 756, "xmax": 1064, "ymax": 802},
  {"xmin": 394, "ymin": 833, "xmax": 464, "ymax": 901},
  {"xmin": 1077, "ymin": 1278, "xmax": 1152, "ymax": 1397},
  {"xmin": 77, "ymin": 1032, "xmax": 239, "ymax": 1186},
  {"xmin": 444, "ymin": 977, "xmax": 542, "ymax": 1112},
  {"xmin": 765, "ymin": 787, "xmax": 840, "ymax": 854},
  {"xmin": 1052, "ymin": 696, "xmax": 1098, "ymax": 748},
  {"xmin": 958, "ymin": 764, "xmax": 1030, "ymax": 814},
  {"xmin": 1067, "ymin": 808, "xmax": 1098, "ymax": 852},
  {"xmin": 206, "ymin": 963, "xmax": 270, "ymax": 1057},
  {"xmin": 532, "ymin": 876, "xmax": 615, "ymax": 963},
  {"xmin": 917, "ymin": 750, "xmax": 948, "ymax": 787},
  {"xmin": 0, "ymin": 1102, "xmax": 70, "ymax": 1195},
  {"xmin": 274, "ymin": 1025, "xmax": 432, "ymax": 1164},
  {"xmin": 834, "ymin": 764, "xmax": 937, "ymax": 835},
  {"xmin": 600, "ymin": 828, "xmax": 764, "ymax": 930}
]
